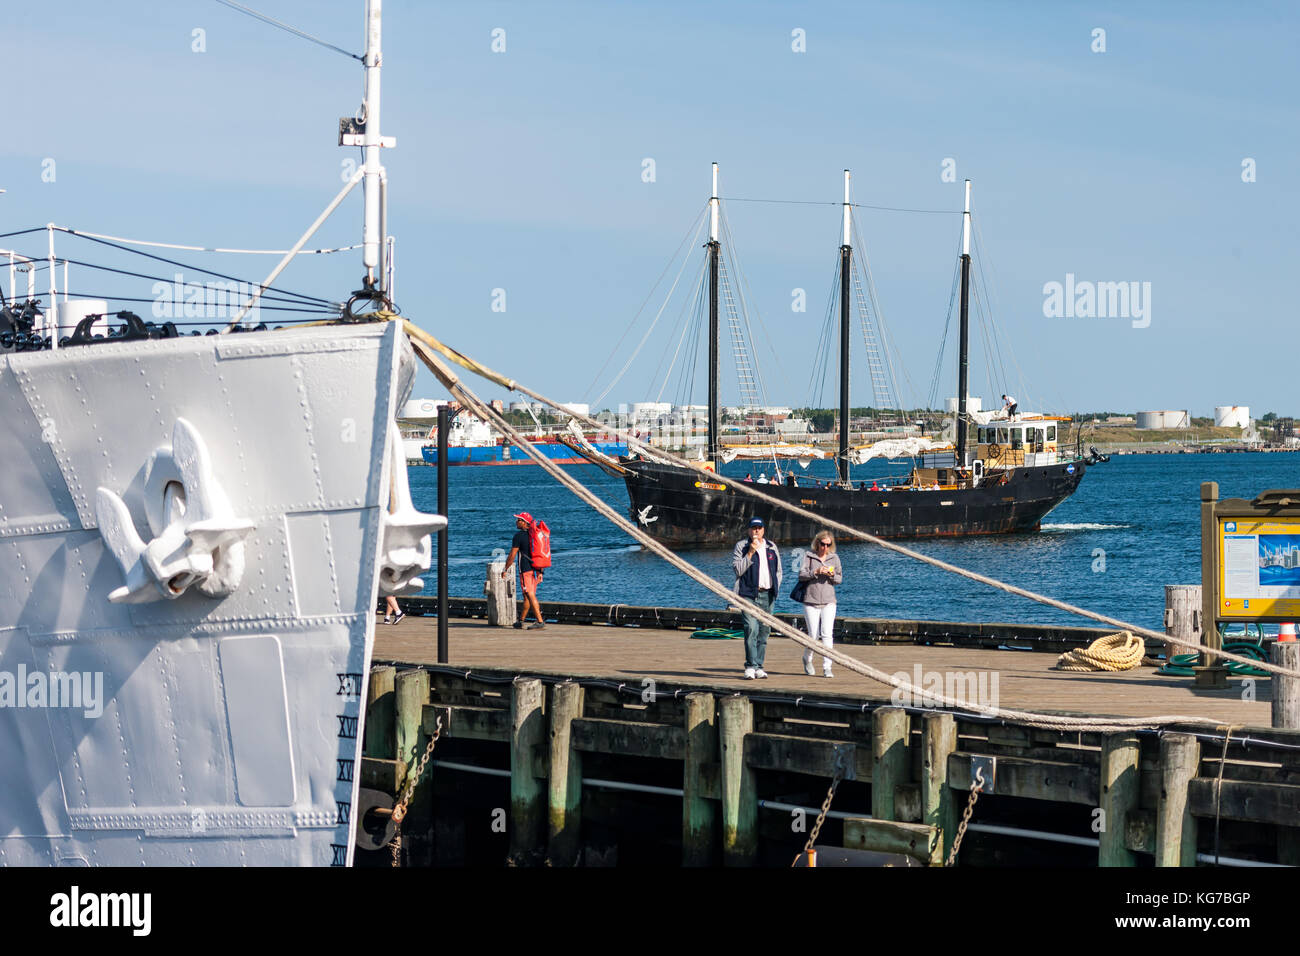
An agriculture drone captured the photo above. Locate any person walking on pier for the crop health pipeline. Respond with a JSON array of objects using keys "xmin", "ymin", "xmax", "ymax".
[
  {"xmin": 794, "ymin": 530, "xmax": 842, "ymax": 678},
  {"xmin": 503, "ymin": 512, "xmax": 546, "ymax": 630},
  {"xmin": 732, "ymin": 517, "xmax": 782, "ymax": 679},
  {"xmin": 383, "ymin": 595, "xmax": 405, "ymax": 625}
]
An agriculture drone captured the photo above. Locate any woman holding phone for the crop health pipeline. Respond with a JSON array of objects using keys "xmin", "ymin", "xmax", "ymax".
[{"xmin": 795, "ymin": 530, "xmax": 843, "ymax": 677}]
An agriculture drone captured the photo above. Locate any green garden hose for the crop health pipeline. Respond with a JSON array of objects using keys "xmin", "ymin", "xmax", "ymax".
[
  {"xmin": 1157, "ymin": 640, "xmax": 1269, "ymax": 677},
  {"xmin": 690, "ymin": 627, "xmax": 744, "ymax": 640}
]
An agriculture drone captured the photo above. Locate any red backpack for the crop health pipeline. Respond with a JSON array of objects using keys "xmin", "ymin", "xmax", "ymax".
[{"xmin": 528, "ymin": 519, "xmax": 552, "ymax": 570}]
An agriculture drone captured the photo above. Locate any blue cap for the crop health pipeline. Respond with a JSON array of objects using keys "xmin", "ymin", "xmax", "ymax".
[{"xmin": 748, "ymin": 517, "xmax": 764, "ymax": 528}]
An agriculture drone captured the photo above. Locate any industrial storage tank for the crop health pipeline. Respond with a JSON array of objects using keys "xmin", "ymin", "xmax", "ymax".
[
  {"xmin": 1136, "ymin": 410, "xmax": 1190, "ymax": 430},
  {"xmin": 1214, "ymin": 405, "xmax": 1250, "ymax": 428},
  {"xmin": 401, "ymin": 397, "xmax": 445, "ymax": 420}
]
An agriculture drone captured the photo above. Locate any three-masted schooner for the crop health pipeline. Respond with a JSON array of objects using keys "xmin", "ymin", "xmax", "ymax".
[{"xmin": 617, "ymin": 167, "xmax": 1091, "ymax": 547}]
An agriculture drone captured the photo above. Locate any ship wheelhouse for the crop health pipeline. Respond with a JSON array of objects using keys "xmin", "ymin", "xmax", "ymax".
[{"xmin": 973, "ymin": 416, "xmax": 1071, "ymax": 470}]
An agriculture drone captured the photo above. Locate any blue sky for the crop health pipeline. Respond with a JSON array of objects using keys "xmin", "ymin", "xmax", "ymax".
[{"xmin": 3, "ymin": 1, "xmax": 1296, "ymax": 417}]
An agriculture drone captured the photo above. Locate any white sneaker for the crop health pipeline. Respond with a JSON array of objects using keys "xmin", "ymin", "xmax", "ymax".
[
  {"xmin": 743, "ymin": 667, "xmax": 756, "ymax": 680},
  {"xmin": 803, "ymin": 653, "xmax": 815, "ymax": 676},
  {"xmin": 754, "ymin": 668, "xmax": 768, "ymax": 679},
  {"xmin": 823, "ymin": 667, "xmax": 833, "ymax": 679}
]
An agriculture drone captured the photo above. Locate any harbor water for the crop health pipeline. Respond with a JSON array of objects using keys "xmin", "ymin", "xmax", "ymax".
[{"xmin": 408, "ymin": 451, "xmax": 1300, "ymax": 631}]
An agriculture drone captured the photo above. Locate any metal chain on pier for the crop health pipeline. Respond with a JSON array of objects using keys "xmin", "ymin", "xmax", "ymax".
[
  {"xmin": 793, "ymin": 764, "xmax": 845, "ymax": 868},
  {"xmin": 388, "ymin": 714, "xmax": 444, "ymax": 868},
  {"xmin": 945, "ymin": 767, "xmax": 985, "ymax": 867}
]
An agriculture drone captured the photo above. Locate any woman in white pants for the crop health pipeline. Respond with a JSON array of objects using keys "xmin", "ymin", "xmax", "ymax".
[{"xmin": 797, "ymin": 530, "xmax": 843, "ymax": 677}]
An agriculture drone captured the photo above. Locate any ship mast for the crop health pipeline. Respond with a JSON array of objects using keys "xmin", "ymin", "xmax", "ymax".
[
  {"xmin": 707, "ymin": 162, "xmax": 720, "ymax": 468},
  {"xmin": 837, "ymin": 170, "xmax": 853, "ymax": 485},
  {"xmin": 955, "ymin": 179, "xmax": 972, "ymax": 466},
  {"xmin": 361, "ymin": 0, "xmax": 386, "ymax": 293}
]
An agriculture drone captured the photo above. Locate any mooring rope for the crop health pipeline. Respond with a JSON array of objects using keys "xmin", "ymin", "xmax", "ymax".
[
  {"xmin": 400, "ymin": 319, "xmax": 1300, "ymax": 686},
  {"xmin": 403, "ymin": 327, "xmax": 1263, "ymax": 733},
  {"xmin": 1055, "ymin": 631, "xmax": 1146, "ymax": 673}
]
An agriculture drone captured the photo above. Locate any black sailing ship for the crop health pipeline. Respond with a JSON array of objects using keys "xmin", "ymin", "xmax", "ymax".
[{"xmin": 616, "ymin": 168, "xmax": 1093, "ymax": 548}]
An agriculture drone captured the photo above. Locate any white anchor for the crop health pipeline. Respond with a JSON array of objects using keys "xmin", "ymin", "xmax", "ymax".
[
  {"xmin": 377, "ymin": 421, "xmax": 446, "ymax": 595},
  {"xmin": 96, "ymin": 418, "xmax": 255, "ymax": 603},
  {"xmin": 636, "ymin": 505, "xmax": 658, "ymax": 526}
]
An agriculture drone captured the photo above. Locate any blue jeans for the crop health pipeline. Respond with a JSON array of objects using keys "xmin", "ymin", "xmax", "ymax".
[{"xmin": 742, "ymin": 589, "xmax": 774, "ymax": 669}]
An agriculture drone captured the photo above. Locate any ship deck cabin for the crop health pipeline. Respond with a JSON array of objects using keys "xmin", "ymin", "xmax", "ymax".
[{"xmin": 974, "ymin": 416, "xmax": 1070, "ymax": 469}]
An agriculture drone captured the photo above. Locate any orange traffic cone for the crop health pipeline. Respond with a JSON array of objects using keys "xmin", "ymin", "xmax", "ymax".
[{"xmin": 1280, "ymin": 622, "xmax": 1297, "ymax": 643}]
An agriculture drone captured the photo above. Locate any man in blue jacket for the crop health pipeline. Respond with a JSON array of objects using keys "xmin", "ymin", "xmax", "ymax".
[{"xmin": 732, "ymin": 517, "xmax": 782, "ymax": 679}]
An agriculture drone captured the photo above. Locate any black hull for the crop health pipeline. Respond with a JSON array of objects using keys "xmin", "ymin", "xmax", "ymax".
[{"xmin": 623, "ymin": 460, "xmax": 1087, "ymax": 548}]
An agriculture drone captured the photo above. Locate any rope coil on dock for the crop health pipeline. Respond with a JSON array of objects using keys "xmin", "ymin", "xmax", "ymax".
[{"xmin": 1054, "ymin": 632, "xmax": 1146, "ymax": 672}]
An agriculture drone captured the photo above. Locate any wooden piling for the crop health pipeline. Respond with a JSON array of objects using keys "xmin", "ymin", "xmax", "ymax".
[
  {"xmin": 719, "ymin": 695, "xmax": 757, "ymax": 866},
  {"xmin": 682, "ymin": 692, "xmax": 718, "ymax": 866},
  {"xmin": 395, "ymin": 669, "xmax": 430, "ymax": 778},
  {"xmin": 510, "ymin": 677, "xmax": 547, "ymax": 865},
  {"xmin": 391, "ymin": 669, "xmax": 432, "ymax": 865},
  {"xmin": 1272, "ymin": 642, "xmax": 1300, "ymax": 730},
  {"xmin": 922, "ymin": 712, "xmax": 958, "ymax": 858},
  {"xmin": 485, "ymin": 560, "xmax": 516, "ymax": 626},
  {"xmin": 364, "ymin": 664, "xmax": 396, "ymax": 760},
  {"xmin": 872, "ymin": 707, "xmax": 909, "ymax": 821},
  {"xmin": 1099, "ymin": 733, "xmax": 1141, "ymax": 866},
  {"xmin": 1155, "ymin": 733, "xmax": 1200, "ymax": 867},
  {"xmin": 1163, "ymin": 585, "xmax": 1202, "ymax": 652},
  {"xmin": 546, "ymin": 681, "xmax": 584, "ymax": 866}
]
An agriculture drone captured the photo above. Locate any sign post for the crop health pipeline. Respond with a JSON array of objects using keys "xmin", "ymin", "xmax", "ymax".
[{"xmin": 1199, "ymin": 482, "xmax": 1300, "ymax": 688}]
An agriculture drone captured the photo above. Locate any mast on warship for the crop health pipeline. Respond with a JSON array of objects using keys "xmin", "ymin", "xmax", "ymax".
[
  {"xmin": 955, "ymin": 179, "xmax": 972, "ymax": 467},
  {"xmin": 342, "ymin": 0, "xmax": 393, "ymax": 299},
  {"xmin": 707, "ymin": 163, "xmax": 720, "ymax": 470},
  {"xmin": 838, "ymin": 170, "xmax": 852, "ymax": 486}
]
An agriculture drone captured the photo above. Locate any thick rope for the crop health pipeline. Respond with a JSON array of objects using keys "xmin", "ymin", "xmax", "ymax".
[
  {"xmin": 1055, "ymin": 632, "xmax": 1146, "ymax": 672},
  {"xmin": 406, "ymin": 332, "xmax": 1238, "ymax": 733},
  {"xmin": 400, "ymin": 321, "xmax": 1300, "ymax": 685}
]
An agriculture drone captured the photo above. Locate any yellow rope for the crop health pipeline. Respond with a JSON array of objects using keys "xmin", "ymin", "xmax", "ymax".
[{"xmin": 1055, "ymin": 632, "xmax": 1146, "ymax": 672}]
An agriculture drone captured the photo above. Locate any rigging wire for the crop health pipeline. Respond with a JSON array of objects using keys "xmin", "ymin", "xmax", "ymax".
[
  {"xmin": 53, "ymin": 228, "xmax": 334, "ymax": 305},
  {"xmin": 925, "ymin": 235, "xmax": 963, "ymax": 413},
  {"xmin": 722, "ymin": 197, "xmax": 959, "ymax": 215},
  {"xmin": 970, "ymin": 215, "xmax": 1019, "ymax": 403},
  {"xmin": 972, "ymin": 214, "xmax": 1066, "ymax": 415},
  {"xmin": 652, "ymin": 257, "xmax": 709, "ymax": 403},
  {"xmin": 210, "ymin": 0, "xmax": 363, "ymax": 61},
  {"xmin": 1, "ymin": 252, "xmax": 338, "ymax": 310},
  {"xmin": 50, "ymin": 226, "xmax": 362, "ymax": 256},
  {"xmin": 590, "ymin": 210, "xmax": 710, "ymax": 409},
  {"xmin": 0, "ymin": 228, "xmax": 48, "ymax": 242},
  {"xmin": 583, "ymin": 204, "xmax": 708, "ymax": 406},
  {"xmin": 47, "ymin": 292, "xmax": 335, "ymax": 315},
  {"xmin": 717, "ymin": 206, "xmax": 782, "ymax": 407},
  {"xmin": 849, "ymin": 207, "xmax": 915, "ymax": 413},
  {"xmin": 670, "ymin": 270, "xmax": 708, "ymax": 410},
  {"xmin": 805, "ymin": 256, "xmax": 841, "ymax": 410},
  {"xmin": 968, "ymin": 227, "xmax": 1016, "ymax": 407}
]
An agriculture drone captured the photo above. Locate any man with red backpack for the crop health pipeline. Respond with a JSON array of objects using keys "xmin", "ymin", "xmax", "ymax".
[{"xmin": 503, "ymin": 511, "xmax": 550, "ymax": 630}]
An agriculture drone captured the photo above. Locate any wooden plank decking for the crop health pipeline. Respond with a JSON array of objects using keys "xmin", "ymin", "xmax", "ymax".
[{"xmin": 373, "ymin": 614, "xmax": 1270, "ymax": 726}]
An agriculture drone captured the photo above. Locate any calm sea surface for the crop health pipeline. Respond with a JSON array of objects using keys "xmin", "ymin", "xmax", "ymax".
[{"xmin": 408, "ymin": 452, "xmax": 1300, "ymax": 631}]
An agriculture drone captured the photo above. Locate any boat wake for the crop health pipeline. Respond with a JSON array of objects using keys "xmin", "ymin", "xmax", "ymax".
[{"xmin": 1041, "ymin": 522, "xmax": 1130, "ymax": 532}]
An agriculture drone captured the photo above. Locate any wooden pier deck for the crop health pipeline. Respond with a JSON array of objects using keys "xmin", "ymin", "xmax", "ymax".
[
  {"xmin": 374, "ymin": 614, "xmax": 1268, "ymax": 725},
  {"xmin": 358, "ymin": 607, "xmax": 1300, "ymax": 867}
]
